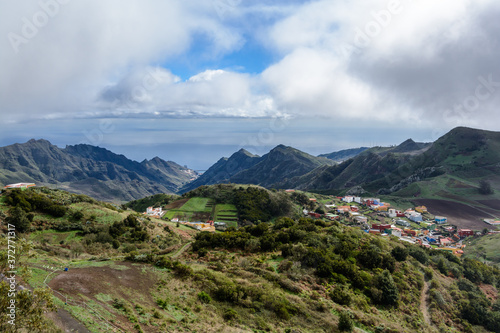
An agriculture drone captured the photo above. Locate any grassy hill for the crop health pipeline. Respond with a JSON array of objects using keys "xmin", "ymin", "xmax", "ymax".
[{"xmin": 2, "ymin": 187, "xmax": 500, "ymax": 333}]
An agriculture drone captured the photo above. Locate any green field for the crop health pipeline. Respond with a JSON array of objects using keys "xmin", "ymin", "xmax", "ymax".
[
  {"xmin": 29, "ymin": 229, "xmax": 82, "ymax": 244},
  {"xmin": 464, "ymin": 233, "xmax": 500, "ymax": 266},
  {"xmin": 163, "ymin": 197, "xmax": 215, "ymax": 222},
  {"xmin": 177, "ymin": 197, "xmax": 212, "ymax": 212}
]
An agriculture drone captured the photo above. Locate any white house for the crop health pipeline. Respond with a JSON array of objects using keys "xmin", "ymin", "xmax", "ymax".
[{"xmin": 343, "ymin": 196, "xmax": 354, "ymax": 203}]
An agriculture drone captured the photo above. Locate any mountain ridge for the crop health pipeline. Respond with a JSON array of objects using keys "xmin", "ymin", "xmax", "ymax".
[{"xmin": 0, "ymin": 139, "xmax": 197, "ymax": 202}]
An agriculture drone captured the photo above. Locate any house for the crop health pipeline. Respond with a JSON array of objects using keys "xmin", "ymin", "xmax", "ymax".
[
  {"xmin": 404, "ymin": 229, "xmax": 417, "ymax": 237},
  {"xmin": 325, "ymin": 213, "xmax": 340, "ymax": 221},
  {"xmin": 354, "ymin": 197, "xmax": 362, "ymax": 204},
  {"xmin": 396, "ymin": 219, "xmax": 411, "ymax": 227},
  {"xmin": 309, "ymin": 198, "xmax": 317, "ymax": 202},
  {"xmin": 145, "ymin": 207, "xmax": 165, "ymax": 218},
  {"xmin": 350, "ymin": 205, "xmax": 359, "ymax": 212},
  {"xmin": 354, "ymin": 215, "xmax": 368, "ymax": 224},
  {"xmin": 388, "ymin": 209, "xmax": 397, "ymax": 218},
  {"xmin": 285, "ymin": 189, "xmax": 295, "ymax": 193},
  {"xmin": 349, "ymin": 211, "xmax": 360, "ymax": 217},
  {"xmin": 372, "ymin": 223, "xmax": 391, "ymax": 232},
  {"xmin": 388, "ymin": 227, "xmax": 403, "ymax": 237},
  {"xmin": 483, "ymin": 219, "xmax": 500, "ymax": 226},
  {"xmin": 421, "ymin": 222, "xmax": 437, "ymax": 230},
  {"xmin": 409, "ymin": 212, "xmax": 423, "ymax": 222},
  {"xmin": 458, "ymin": 229, "xmax": 474, "ymax": 238},
  {"xmin": 3, "ymin": 183, "xmax": 36, "ymax": 190},
  {"xmin": 342, "ymin": 196, "xmax": 354, "ymax": 203},
  {"xmin": 369, "ymin": 229, "xmax": 381, "ymax": 234},
  {"xmin": 435, "ymin": 216, "xmax": 448, "ymax": 224},
  {"xmin": 405, "ymin": 209, "xmax": 415, "ymax": 218},
  {"xmin": 214, "ymin": 222, "xmax": 227, "ymax": 231},
  {"xmin": 415, "ymin": 206, "xmax": 428, "ymax": 213},
  {"xmin": 308, "ymin": 212, "xmax": 322, "ymax": 219},
  {"xmin": 439, "ymin": 237, "xmax": 453, "ymax": 246},
  {"xmin": 425, "ymin": 236, "xmax": 438, "ymax": 244},
  {"xmin": 171, "ymin": 218, "xmax": 179, "ymax": 222},
  {"xmin": 337, "ymin": 206, "xmax": 351, "ymax": 213}
]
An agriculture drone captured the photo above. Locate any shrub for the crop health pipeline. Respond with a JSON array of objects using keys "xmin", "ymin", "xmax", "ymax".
[
  {"xmin": 223, "ymin": 308, "xmax": 238, "ymax": 321},
  {"xmin": 330, "ymin": 285, "xmax": 352, "ymax": 306},
  {"xmin": 197, "ymin": 291, "xmax": 212, "ymax": 304},
  {"xmin": 409, "ymin": 246, "xmax": 428, "ymax": 265},
  {"xmin": 373, "ymin": 270, "xmax": 399, "ymax": 306},
  {"xmin": 391, "ymin": 246, "xmax": 408, "ymax": 261},
  {"xmin": 338, "ymin": 310, "xmax": 354, "ymax": 332}
]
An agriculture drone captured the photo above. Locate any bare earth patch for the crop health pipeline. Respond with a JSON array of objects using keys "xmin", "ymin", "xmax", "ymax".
[{"xmin": 414, "ymin": 199, "xmax": 496, "ymax": 229}]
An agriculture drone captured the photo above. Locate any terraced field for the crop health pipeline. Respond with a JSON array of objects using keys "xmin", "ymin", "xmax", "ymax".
[
  {"xmin": 214, "ymin": 204, "xmax": 238, "ymax": 228},
  {"xmin": 164, "ymin": 197, "xmax": 216, "ymax": 222}
]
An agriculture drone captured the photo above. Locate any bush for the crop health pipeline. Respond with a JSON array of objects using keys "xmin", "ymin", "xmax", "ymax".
[
  {"xmin": 391, "ymin": 246, "xmax": 408, "ymax": 261},
  {"xmin": 223, "ymin": 308, "xmax": 238, "ymax": 321},
  {"xmin": 338, "ymin": 310, "xmax": 354, "ymax": 332},
  {"xmin": 197, "ymin": 291, "xmax": 212, "ymax": 304},
  {"xmin": 373, "ymin": 270, "xmax": 399, "ymax": 306},
  {"xmin": 409, "ymin": 246, "xmax": 428, "ymax": 265},
  {"xmin": 330, "ymin": 285, "xmax": 352, "ymax": 306}
]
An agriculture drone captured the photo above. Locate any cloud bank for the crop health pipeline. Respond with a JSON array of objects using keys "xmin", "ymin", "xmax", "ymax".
[{"xmin": 1, "ymin": 0, "xmax": 500, "ymax": 131}]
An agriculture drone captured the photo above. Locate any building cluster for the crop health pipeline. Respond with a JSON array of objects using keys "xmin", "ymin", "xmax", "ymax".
[
  {"xmin": 144, "ymin": 206, "xmax": 165, "ymax": 218},
  {"xmin": 302, "ymin": 194, "xmax": 496, "ymax": 257}
]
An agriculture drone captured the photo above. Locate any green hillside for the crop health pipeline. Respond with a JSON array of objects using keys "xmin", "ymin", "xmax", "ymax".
[{"xmin": 2, "ymin": 186, "xmax": 500, "ymax": 333}]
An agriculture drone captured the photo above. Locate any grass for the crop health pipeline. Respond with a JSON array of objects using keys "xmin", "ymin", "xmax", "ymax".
[
  {"xmin": 178, "ymin": 197, "xmax": 212, "ymax": 212},
  {"xmin": 214, "ymin": 204, "xmax": 238, "ymax": 224},
  {"xmin": 69, "ymin": 202, "xmax": 127, "ymax": 224},
  {"xmin": 464, "ymin": 233, "xmax": 500, "ymax": 266},
  {"xmin": 29, "ymin": 229, "xmax": 81, "ymax": 244}
]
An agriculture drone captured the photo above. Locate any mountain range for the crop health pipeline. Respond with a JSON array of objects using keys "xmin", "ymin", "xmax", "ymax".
[
  {"xmin": 1, "ymin": 127, "xmax": 500, "ymax": 205},
  {"xmin": 180, "ymin": 144, "xmax": 334, "ymax": 193},
  {"xmin": 0, "ymin": 139, "xmax": 197, "ymax": 202}
]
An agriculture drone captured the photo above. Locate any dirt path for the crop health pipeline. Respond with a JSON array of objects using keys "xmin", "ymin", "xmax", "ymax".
[
  {"xmin": 171, "ymin": 241, "xmax": 192, "ymax": 259},
  {"xmin": 420, "ymin": 280, "xmax": 432, "ymax": 327}
]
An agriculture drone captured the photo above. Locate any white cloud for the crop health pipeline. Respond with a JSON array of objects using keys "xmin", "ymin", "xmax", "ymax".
[{"xmin": 1, "ymin": 0, "xmax": 500, "ymax": 133}]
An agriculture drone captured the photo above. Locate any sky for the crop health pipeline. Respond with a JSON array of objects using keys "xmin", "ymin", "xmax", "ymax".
[{"xmin": 1, "ymin": 0, "xmax": 500, "ymax": 170}]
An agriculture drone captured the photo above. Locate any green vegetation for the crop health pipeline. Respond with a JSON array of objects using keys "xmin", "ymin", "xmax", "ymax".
[
  {"xmin": 465, "ymin": 233, "xmax": 500, "ymax": 266},
  {"xmin": 124, "ymin": 193, "xmax": 179, "ymax": 212},
  {"xmin": 2, "ymin": 186, "xmax": 500, "ymax": 332}
]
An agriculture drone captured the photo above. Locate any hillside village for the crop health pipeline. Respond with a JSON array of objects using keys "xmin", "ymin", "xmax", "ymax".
[
  {"xmin": 141, "ymin": 188, "xmax": 500, "ymax": 259},
  {"xmin": 303, "ymin": 194, "xmax": 500, "ymax": 257}
]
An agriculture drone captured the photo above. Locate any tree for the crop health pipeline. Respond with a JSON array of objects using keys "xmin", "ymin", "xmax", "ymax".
[
  {"xmin": 0, "ymin": 284, "xmax": 56, "ymax": 332},
  {"xmin": 374, "ymin": 270, "xmax": 399, "ymax": 306},
  {"xmin": 338, "ymin": 310, "xmax": 354, "ymax": 332},
  {"xmin": 6, "ymin": 207, "xmax": 31, "ymax": 232},
  {"xmin": 479, "ymin": 180, "xmax": 493, "ymax": 195},
  {"xmin": 391, "ymin": 246, "xmax": 408, "ymax": 261}
]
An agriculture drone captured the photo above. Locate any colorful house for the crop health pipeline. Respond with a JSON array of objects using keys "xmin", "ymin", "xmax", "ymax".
[
  {"xmin": 458, "ymin": 229, "xmax": 474, "ymax": 238},
  {"xmin": 372, "ymin": 223, "xmax": 392, "ymax": 232},
  {"xmin": 435, "ymin": 216, "xmax": 448, "ymax": 224},
  {"xmin": 396, "ymin": 219, "xmax": 411, "ymax": 227},
  {"xmin": 415, "ymin": 206, "xmax": 428, "ymax": 213},
  {"xmin": 409, "ymin": 212, "xmax": 423, "ymax": 222}
]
